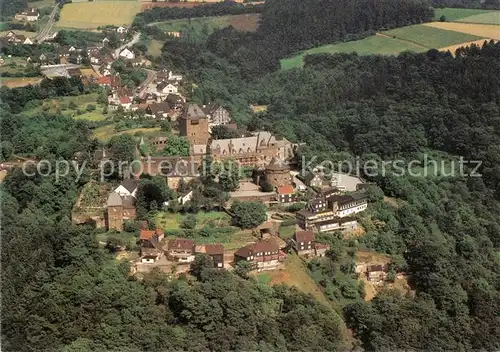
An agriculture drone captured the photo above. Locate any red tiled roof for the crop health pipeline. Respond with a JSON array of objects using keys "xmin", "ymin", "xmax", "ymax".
[
  {"xmin": 204, "ymin": 243, "xmax": 224, "ymax": 255},
  {"xmin": 96, "ymin": 76, "xmax": 111, "ymax": 85},
  {"xmin": 168, "ymin": 238, "xmax": 194, "ymax": 251},
  {"xmin": 119, "ymin": 96, "xmax": 131, "ymax": 104},
  {"xmin": 294, "ymin": 231, "xmax": 315, "ymax": 243},
  {"xmin": 314, "ymin": 242, "xmax": 329, "ymax": 250},
  {"xmin": 140, "ymin": 229, "xmax": 155, "ymax": 240},
  {"xmin": 276, "ymin": 185, "xmax": 294, "ymax": 194}
]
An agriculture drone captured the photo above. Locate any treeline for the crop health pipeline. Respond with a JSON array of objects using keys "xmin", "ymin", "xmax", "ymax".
[
  {"xmin": 431, "ymin": 0, "xmax": 500, "ymax": 9},
  {"xmin": 0, "ymin": 0, "xmax": 27, "ymax": 19},
  {"xmin": 133, "ymin": 1, "xmax": 263, "ymax": 29},
  {"xmin": 260, "ymin": 0, "xmax": 434, "ymax": 55}
]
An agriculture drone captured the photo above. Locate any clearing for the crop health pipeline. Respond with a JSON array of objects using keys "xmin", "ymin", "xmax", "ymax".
[
  {"xmin": 424, "ymin": 21, "xmax": 500, "ymax": 40},
  {"xmin": 433, "ymin": 8, "xmax": 496, "ymax": 22},
  {"xmin": 1, "ymin": 77, "xmax": 43, "ymax": 88},
  {"xmin": 155, "ymin": 211, "xmax": 257, "ymax": 250},
  {"xmin": 56, "ymin": 1, "xmax": 141, "ymax": 29},
  {"xmin": 147, "ymin": 39, "xmax": 163, "ymax": 57},
  {"xmin": 152, "ymin": 13, "xmax": 260, "ymax": 33},
  {"xmin": 264, "ymin": 254, "xmax": 332, "ymax": 307},
  {"xmin": 92, "ymin": 124, "xmax": 161, "ymax": 141}
]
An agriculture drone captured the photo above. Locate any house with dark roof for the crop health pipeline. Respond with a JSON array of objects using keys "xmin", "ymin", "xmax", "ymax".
[
  {"xmin": 156, "ymin": 81, "xmax": 178, "ymax": 96},
  {"xmin": 203, "ymin": 103, "xmax": 231, "ymax": 127},
  {"xmin": 168, "ymin": 238, "xmax": 195, "ymax": 263},
  {"xmin": 15, "ymin": 7, "xmax": 39, "ymax": 21},
  {"xmin": 234, "ymin": 240, "xmax": 283, "ymax": 272},
  {"xmin": 147, "ymin": 102, "xmax": 170, "ymax": 119},
  {"xmin": 195, "ymin": 243, "xmax": 224, "ymax": 268},
  {"xmin": 292, "ymin": 231, "xmax": 315, "ymax": 256},
  {"xmin": 113, "ymin": 179, "xmax": 138, "ymax": 198}
]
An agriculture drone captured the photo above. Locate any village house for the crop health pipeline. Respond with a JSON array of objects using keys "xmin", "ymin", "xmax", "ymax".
[
  {"xmin": 203, "ymin": 103, "xmax": 232, "ymax": 127},
  {"xmin": 147, "ymin": 102, "xmax": 170, "ymax": 119},
  {"xmin": 116, "ymin": 26, "xmax": 128, "ymax": 34},
  {"xmin": 166, "ymin": 31, "xmax": 181, "ymax": 38},
  {"xmin": 166, "ymin": 93, "xmax": 185, "ymax": 111},
  {"xmin": 168, "ymin": 71, "xmax": 183, "ymax": 81},
  {"xmin": 119, "ymin": 48, "xmax": 135, "ymax": 60},
  {"xmin": 95, "ymin": 76, "xmax": 111, "ymax": 87},
  {"xmin": 195, "ymin": 243, "xmax": 225, "ymax": 268},
  {"xmin": 139, "ymin": 228, "xmax": 165, "ymax": 263},
  {"xmin": 234, "ymin": 240, "xmax": 283, "ymax": 272},
  {"xmin": 67, "ymin": 68, "xmax": 82, "ymax": 78},
  {"xmin": 156, "ymin": 81, "xmax": 178, "ymax": 96},
  {"xmin": 165, "ymin": 160, "xmax": 199, "ymax": 190},
  {"xmin": 366, "ymin": 264, "xmax": 388, "ymax": 285},
  {"xmin": 102, "ymin": 37, "xmax": 110, "ymax": 46},
  {"xmin": 314, "ymin": 243, "xmax": 329, "ymax": 257},
  {"xmin": 113, "ymin": 179, "xmax": 138, "ymax": 198},
  {"xmin": 291, "ymin": 231, "xmax": 315, "ymax": 256},
  {"xmin": 2, "ymin": 31, "xmax": 34, "ymax": 45},
  {"xmin": 167, "ymin": 238, "xmax": 195, "ymax": 263},
  {"xmin": 15, "ymin": 8, "xmax": 39, "ymax": 22},
  {"xmin": 275, "ymin": 185, "xmax": 295, "ymax": 203},
  {"xmin": 295, "ymin": 192, "xmax": 366, "ymax": 232},
  {"xmin": 303, "ymin": 172, "xmax": 328, "ymax": 188}
]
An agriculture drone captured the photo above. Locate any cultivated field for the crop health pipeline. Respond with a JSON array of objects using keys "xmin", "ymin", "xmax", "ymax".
[
  {"xmin": 424, "ymin": 21, "xmax": 500, "ymax": 40},
  {"xmin": 57, "ymin": 1, "xmax": 140, "ymax": 29},
  {"xmin": 434, "ymin": 8, "xmax": 495, "ymax": 21},
  {"xmin": 384, "ymin": 24, "xmax": 482, "ymax": 49},
  {"xmin": 281, "ymin": 22, "xmax": 494, "ymax": 69},
  {"xmin": 153, "ymin": 14, "xmax": 260, "ymax": 33}
]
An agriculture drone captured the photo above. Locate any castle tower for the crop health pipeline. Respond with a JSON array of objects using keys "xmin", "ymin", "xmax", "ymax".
[
  {"xmin": 107, "ymin": 192, "xmax": 124, "ymax": 231},
  {"xmin": 179, "ymin": 103, "xmax": 210, "ymax": 145},
  {"xmin": 264, "ymin": 156, "xmax": 292, "ymax": 188}
]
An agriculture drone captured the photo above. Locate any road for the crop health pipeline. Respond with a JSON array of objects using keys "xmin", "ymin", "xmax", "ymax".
[
  {"xmin": 137, "ymin": 68, "xmax": 157, "ymax": 97},
  {"xmin": 37, "ymin": 4, "xmax": 59, "ymax": 43},
  {"xmin": 114, "ymin": 32, "xmax": 141, "ymax": 59}
]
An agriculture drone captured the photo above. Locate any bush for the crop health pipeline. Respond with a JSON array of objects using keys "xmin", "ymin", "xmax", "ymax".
[
  {"xmin": 86, "ymin": 104, "xmax": 96, "ymax": 112},
  {"xmin": 286, "ymin": 202, "xmax": 306, "ymax": 212},
  {"xmin": 181, "ymin": 214, "xmax": 197, "ymax": 229}
]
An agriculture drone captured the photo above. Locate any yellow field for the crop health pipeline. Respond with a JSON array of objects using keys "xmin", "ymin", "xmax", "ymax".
[
  {"xmin": 1, "ymin": 77, "xmax": 43, "ymax": 88},
  {"xmin": 424, "ymin": 22, "xmax": 500, "ymax": 40},
  {"xmin": 57, "ymin": 1, "xmax": 140, "ymax": 29},
  {"xmin": 439, "ymin": 38, "xmax": 498, "ymax": 55}
]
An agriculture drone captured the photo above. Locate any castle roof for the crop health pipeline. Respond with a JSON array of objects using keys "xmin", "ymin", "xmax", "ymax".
[
  {"xmin": 265, "ymin": 156, "xmax": 289, "ymax": 171},
  {"xmin": 107, "ymin": 192, "xmax": 122, "ymax": 207},
  {"xmin": 183, "ymin": 103, "xmax": 206, "ymax": 120}
]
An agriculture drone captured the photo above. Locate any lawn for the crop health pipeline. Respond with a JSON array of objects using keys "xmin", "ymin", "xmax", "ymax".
[
  {"xmin": 30, "ymin": 0, "xmax": 57, "ymax": 8},
  {"xmin": 21, "ymin": 93, "xmax": 109, "ymax": 120},
  {"xmin": 281, "ymin": 35, "xmax": 425, "ymax": 69},
  {"xmin": 0, "ymin": 57, "xmax": 29, "ymax": 75},
  {"xmin": 433, "ymin": 8, "xmax": 495, "ymax": 21},
  {"xmin": 457, "ymin": 11, "xmax": 500, "ymax": 25},
  {"xmin": 0, "ymin": 30, "xmax": 37, "ymax": 38},
  {"xmin": 147, "ymin": 39, "xmax": 164, "ymax": 57},
  {"xmin": 92, "ymin": 124, "xmax": 162, "ymax": 141},
  {"xmin": 156, "ymin": 211, "xmax": 257, "ymax": 249},
  {"xmin": 279, "ymin": 224, "xmax": 296, "ymax": 239},
  {"xmin": 384, "ymin": 24, "xmax": 482, "ymax": 49},
  {"xmin": 56, "ymin": 1, "xmax": 141, "ymax": 29}
]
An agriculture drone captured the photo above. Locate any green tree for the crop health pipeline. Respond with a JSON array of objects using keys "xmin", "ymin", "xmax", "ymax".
[
  {"xmin": 180, "ymin": 214, "xmax": 197, "ymax": 229},
  {"xmin": 190, "ymin": 253, "xmax": 215, "ymax": 279},
  {"xmin": 230, "ymin": 200, "xmax": 267, "ymax": 228}
]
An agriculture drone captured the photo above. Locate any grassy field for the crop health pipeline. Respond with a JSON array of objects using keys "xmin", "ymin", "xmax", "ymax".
[
  {"xmin": 281, "ymin": 23, "xmax": 485, "ymax": 69},
  {"xmin": 21, "ymin": 93, "xmax": 109, "ymax": 120},
  {"xmin": 424, "ymin": 21, "xmax": 500, "ymax": 40},
  {"xmin": 457, "ymin": 11, "xmax": 500, "ymax": 25},
  {"xmin": 156, "ymin": 211, "xmax": 257, "ymax": 249},
  {"xmin": 57, "ymin": 1, "xmax": 140, "ymax": 28},
  {"xmin": 92, "ymin": 124, "xmax": 161, "ymax": 141},
  {"xmin": 281, "ymin": 35, "xmax": 426, "ymax": 69},
  {"xmin": 30, "ymin": 0, "xmax": 57, "ymax": 8},
  {"xmin": 147, "ymin": 39, "xmax": 163, "ymax": 57},
  {"xmin": 1, "ymin": 77, "xmax": 43, "ymax": 88},
  {"xmin": 153, "ymin": 13, "xmax": 260, "ymax": 33},
  {"xmin": 385, "ymin": 24, "xmax": 482, "ymax": 49},
  {"xmin": 433, "ymin": 8, "xmax": 495, "ymax": 21}
]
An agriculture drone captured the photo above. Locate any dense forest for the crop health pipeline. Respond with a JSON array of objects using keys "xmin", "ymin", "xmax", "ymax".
[{"xmin": 0, "ymin": 0, "xmax": 28, "ymax": 19}]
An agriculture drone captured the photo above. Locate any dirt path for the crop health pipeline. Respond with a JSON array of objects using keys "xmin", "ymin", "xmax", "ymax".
[{"xmin": 376, "ymin": 32, "xmax": 429, "ymax": 49}]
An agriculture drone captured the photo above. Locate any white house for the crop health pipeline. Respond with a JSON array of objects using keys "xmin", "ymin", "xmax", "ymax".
[
  {"xmin": 23, "ymin": 37, "xmax": 34, "ymax": 45},
  {"xmin": 168, "ymin": 71, "xmax": 182, "ymax": 81},
  {"xmin": 117, "ymin": 26, "xmax": 128, "ymax": 34},
  {"xmin": 119, "ymin": 48, "xmax": 135, "ymax": 60},
  {"xmin": 156, "ymin": 82, "xmax": 178, "ymax": 96},
  {"xmin": 113, "ymin": 179, "xmax": 138, "ymax": 198}
]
